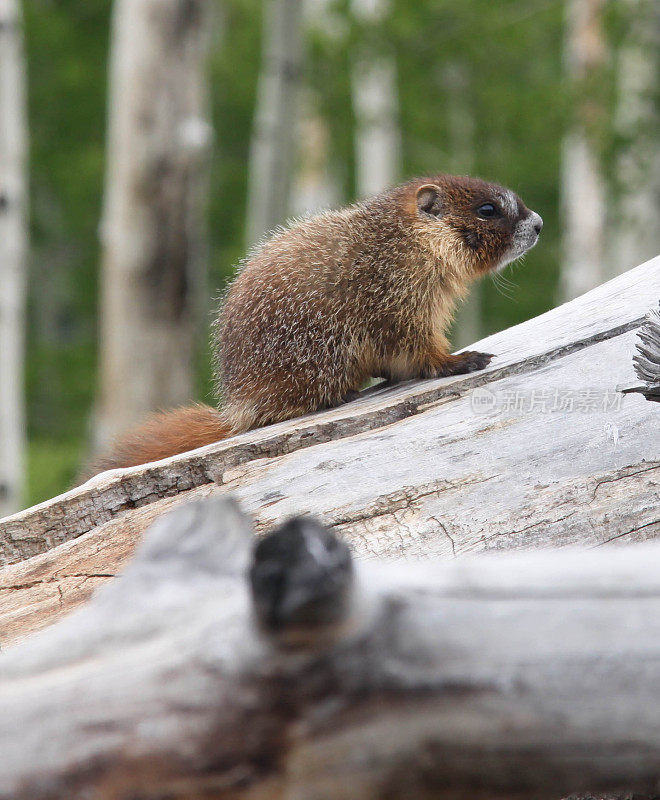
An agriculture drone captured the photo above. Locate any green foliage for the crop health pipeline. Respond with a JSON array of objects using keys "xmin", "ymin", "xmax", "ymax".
[
  {"xmin": 24, "ymin": 0, "xmax": 111, "ymax": 503},
  {"xmin": 307, "ymin": 0, "xmax": 356, "ymax": 199},
  {"xmin": 28, "ymin": 436, "xmax": 85, "ymax": 505},
  {"xmin": 208, "ymin": 0, "xmax": 262, "ymax": 285},
  {"xmin": 22, "ymin": 0, "xmax": 627, "ymax": 506},
  {"xmin": 308, "ymin": 0, "xmax": 570, "ymax": 334},
  {"xmin": 388, "ymin": 0, "xmax": 567, "ymax": 334}
]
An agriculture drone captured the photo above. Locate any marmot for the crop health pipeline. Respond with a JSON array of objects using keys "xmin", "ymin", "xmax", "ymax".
[{"xmin": 88, "ymin": 175, "xmax": 542, "ymax": 476}]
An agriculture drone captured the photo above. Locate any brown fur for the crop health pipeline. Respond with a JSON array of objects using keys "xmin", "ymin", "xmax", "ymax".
[{"xmin": 87, "ymin": 175, "xmax": 541, "ymax": 478}]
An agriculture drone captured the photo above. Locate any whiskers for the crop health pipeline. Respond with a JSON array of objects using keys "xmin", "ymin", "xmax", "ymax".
[{"xmin": 490, "ymin": 263, "xmax": 520, "ymax": 300}]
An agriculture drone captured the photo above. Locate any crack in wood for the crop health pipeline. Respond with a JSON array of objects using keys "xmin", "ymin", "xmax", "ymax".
[
  {"xmin": 1, "ymin": 574, "xmax": 116, "ymax": 592},
  {"xmin": 326, "ymin": 475, "xmax": 495, "ymax": 529},
  {"xmin": 597, "ymin": 520, "xmax": 660, "ymax": 547},
  {"xmin": 590, "ymin": 463, "xmax": 659, "ymax": 502}
]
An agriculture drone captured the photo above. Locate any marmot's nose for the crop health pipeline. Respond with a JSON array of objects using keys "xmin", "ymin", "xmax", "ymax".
[{"xmin": 529, "ymin": 211, "xmax": 543, "ymax": 235}]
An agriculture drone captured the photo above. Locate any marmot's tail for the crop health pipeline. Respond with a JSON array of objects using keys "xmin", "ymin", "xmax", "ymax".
[{"xmin": 83, "ymin": 403, "xmax": 232, "ymax": 480}]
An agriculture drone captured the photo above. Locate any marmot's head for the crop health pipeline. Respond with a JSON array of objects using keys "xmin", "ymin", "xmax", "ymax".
[{"xmin": 409, "ymin": 175, "xmax": 543, "ymax": 276}]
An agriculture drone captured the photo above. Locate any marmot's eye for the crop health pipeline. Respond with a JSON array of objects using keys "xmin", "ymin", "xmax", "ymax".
[{"xmin": 477, "ymin": 203, "xmax": 498, "ymax": 219}]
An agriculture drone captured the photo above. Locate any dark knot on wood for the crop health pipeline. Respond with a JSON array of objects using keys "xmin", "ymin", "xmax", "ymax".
[{"xmin": 249, "ymin": 516, "xmax": 353, "ymax": 633}]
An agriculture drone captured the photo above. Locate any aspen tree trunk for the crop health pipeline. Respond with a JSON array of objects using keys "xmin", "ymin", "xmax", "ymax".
[
  {"xmin": 443, "ymin": 62, "xmax": 482, "ymax": 349},
  {"xmin": 350, "ymin": 0, "xmax": 401, "ymax": 199},
  {"xmin": 0, "ymin": 0, "xmax": 28, "ymax": 517},
  {"xmin": 95, "ymin": 0, "xmax": 213, "ymax": 451},
  {"xmin": 607, "ymin": 0, "xmax": 660, "ymax": 278},
  {"xmin": 245, "ymin": 0, "xmax": 304, "ymax": 245},
  {"xmin": 559, "ymin": 0, "xmax": 607, "ymax": 301},
  {"xmin": 290, "ymin": 90, "xmax": 340, "ymax": 216},
  {"xmin": 290, "ymin": 0, "xmax": 341, "ymax": 217}
]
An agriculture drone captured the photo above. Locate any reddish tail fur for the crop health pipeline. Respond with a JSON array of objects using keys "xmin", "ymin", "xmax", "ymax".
[{"xmin": 84, "ymin": 404, "xmax": 231, "ymax": 479}]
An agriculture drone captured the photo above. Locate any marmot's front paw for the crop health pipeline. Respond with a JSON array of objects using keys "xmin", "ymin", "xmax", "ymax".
[
  {"xmin": 414, "ymin": 350, "xmax": 496, "ymax": 380},
  {"xmin": 455, "ymin": 350, "xmax": 494, "ymax": 374}
]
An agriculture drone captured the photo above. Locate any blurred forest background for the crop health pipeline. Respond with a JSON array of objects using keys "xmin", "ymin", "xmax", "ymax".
[{"xmin": 0, "ymin": 0, "xmax": 658, "ymax": 513}]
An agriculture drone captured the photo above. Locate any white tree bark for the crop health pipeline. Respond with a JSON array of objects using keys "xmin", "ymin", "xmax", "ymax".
[
  {"xmin": 245, "ymin": 0, "xmax": 304, "ymax": 245},
  {"xmin": 290, "ymin": 92, "xmax": 340, "ymax": 216},
  {"xmin": 350, "ymin": 0, "xmax": 401, "ymax": 198},
  {"xmin": 442, "ymin": 62, "xmax": 482, "ymax": 349},
  {"xmin": 559, "ymin": 0, "xmax": 608, "ymax": 301},
  {"xmin": 607, "ymin": 0, "xmax": 660, "ymax": 279},
  {"xmin": 2, "ymin": 497, "xmax": 660, "ymax": 799},
  {"xmin": 290, "ymin": 0, "xmax": 341, "ymax": 217},
  {"xmin": 0, "ymin": 0, "xmax": 28, "ymax": 517},
  {"xmin": 96, "ymin": 0, "xmax": 213, "ymax": 451}
]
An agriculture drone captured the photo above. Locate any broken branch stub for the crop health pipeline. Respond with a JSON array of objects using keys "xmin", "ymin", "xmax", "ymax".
[
  {"xmin": 250, "ymin": 515, "xmax": 354, "ymax": 634},
  {"xmin": 622, "ymin": 301, "xmax": 660, "ymax": 400}
]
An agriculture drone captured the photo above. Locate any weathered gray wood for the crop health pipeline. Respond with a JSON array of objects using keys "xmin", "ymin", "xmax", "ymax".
[
  {"xmin": 1, "ymin": 256, "xmax": 657, "ymax": 569},
  {"xmin": 1, "ymin": 260, "xmax": 658, "ymax": 643},
  {"xmin": 2, "ymin": 497, "xmax": 660, "ymax": 800},
  {"xmin": 0, "ymin": 488, "xmax": 197, "ymax": 647}
]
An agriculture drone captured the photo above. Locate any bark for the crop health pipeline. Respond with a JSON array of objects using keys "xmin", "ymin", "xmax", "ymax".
[
  {"xmin": 290, "ymin": 91, "xmax": 340, "ymax": 216},
  {"xmin": 607, "ymin": 0, "xmax": 660, "ymax": 279},
  {"xmin": 442, "ymin": 61, "xmax": 482, "ymax": 349},
  {"xmin": 350, "ymin": 0, "xmax": 401, "ymax": 198},
  {"xmin": 2, "ymin": 497, "xmax": 660, "ymax": 799},
  {"xmin": 290, "ymin": 0, "xmax": 341, "ymax": 217},
  {"xmin": 245, "ymin": 0, "xmax": 304, "ymax": 245},
  {"xmin": 0, "ymin": 0, "xmax": 28, "ymax": 517},
  {"xmin": 1, "ymin": 256, "xmax": 658, "ymax": 645},
  {"xmin": 559, "ymin": 0, "xmax": 608, "ymax": 301},
  {"xmin": 95, "ymin": 0, "xmax": 213, "ymax": 450}
]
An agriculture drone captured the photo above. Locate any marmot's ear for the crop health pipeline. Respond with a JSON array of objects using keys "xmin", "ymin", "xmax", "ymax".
[{"xmin": 416, "ymin": 184, "xmax": 443, "ymax": 217}]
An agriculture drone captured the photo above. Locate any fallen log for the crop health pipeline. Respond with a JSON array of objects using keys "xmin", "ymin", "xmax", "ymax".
[
  {"xmin": 2, "ymin": 497, "xmax": 660, "ymax": 800},
  {"xmin": 1, "ymin": 256, "xmax": 659, "ymax": 646}
]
